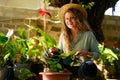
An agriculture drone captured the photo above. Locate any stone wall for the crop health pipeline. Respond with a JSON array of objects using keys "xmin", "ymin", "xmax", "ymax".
[
  {"xmin": 0, "ymin": 5, "xmax": 62, "ymax": 42},
  {"xmin": 0, "ymin": 17, "xmax": 62, "ymax": 43},
  {"xmin": 0, "ymin": 7, "xmax": 120, "ymax": 44},
  {"xmin": 102, "ymin": 15, "xmax": 120, "ymax": 43},
  {"xmin": 0, "ymin": 18, "xmax": 37, "ymax": 36}
]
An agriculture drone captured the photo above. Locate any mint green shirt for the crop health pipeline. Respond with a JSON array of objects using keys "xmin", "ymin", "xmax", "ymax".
[{"xmin": 58, "ymin": 31, "xmax": 100, "ymax": 60}]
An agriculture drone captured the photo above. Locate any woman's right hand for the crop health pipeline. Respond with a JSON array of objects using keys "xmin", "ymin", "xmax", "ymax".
[
  {"xmin": 74, "ymin": 50, "xmax": 87, "ymax": 58},
  {"xmin": 74, "ymin": 50, "xmax": 93, "ymax": 58}
]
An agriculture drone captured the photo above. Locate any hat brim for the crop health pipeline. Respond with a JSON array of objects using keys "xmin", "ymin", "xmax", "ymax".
[{"xmin": 59, "ymin": 3, "xmax": 87, "ymax": 22}]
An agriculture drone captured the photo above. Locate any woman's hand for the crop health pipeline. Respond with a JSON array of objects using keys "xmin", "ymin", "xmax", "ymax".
[
  {"xmin": 75, "ymin": 50, "xmax": 93, "ymax": 58},
  {"xmin": 48, "ymin": 47, "xmax": 60, "ymax": 56}
]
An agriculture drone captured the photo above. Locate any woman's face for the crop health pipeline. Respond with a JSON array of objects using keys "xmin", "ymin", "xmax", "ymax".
[{"xmin": 64, "ymin": 11, "xmax": 78, "ymax": 30}]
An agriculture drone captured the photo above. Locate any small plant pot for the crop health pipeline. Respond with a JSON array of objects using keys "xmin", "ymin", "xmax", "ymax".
[{"xmin": 39, "ymin": 72, "xmax": 72, "ymax": 80}]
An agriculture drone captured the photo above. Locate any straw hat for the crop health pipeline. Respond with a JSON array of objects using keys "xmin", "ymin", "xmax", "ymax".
[{"xmin": 59, "ymin": 3, "xmax": 88, "ymax": 23}]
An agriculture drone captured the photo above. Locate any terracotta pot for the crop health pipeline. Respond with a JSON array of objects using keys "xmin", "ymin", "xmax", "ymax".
[{"xmin": 39, "ymin": 72, "xmax": 72, "ymax": 80}]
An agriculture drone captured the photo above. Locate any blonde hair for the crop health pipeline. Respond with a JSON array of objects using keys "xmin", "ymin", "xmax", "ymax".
[{"xmin": 62, "ymin": 8, "xmax": 91, "ymax": 53}]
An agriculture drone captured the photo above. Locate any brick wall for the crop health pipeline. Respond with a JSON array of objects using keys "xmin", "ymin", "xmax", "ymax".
[
  {"xmin": 0, "ymin": 8, "xmax": 120, "ymax": 44},
  {"xmin": 0, "ymin": 18, "xmax": 62, "ymax": 42},
  {"xmin": 102, "ymin": 15, "xmax": 120, "ymax": 44}
]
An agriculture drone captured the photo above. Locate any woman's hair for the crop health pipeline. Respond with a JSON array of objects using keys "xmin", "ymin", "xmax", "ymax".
[{"xmin": 62, "ymin": 8, "xmax": 91, "ymax": 53}]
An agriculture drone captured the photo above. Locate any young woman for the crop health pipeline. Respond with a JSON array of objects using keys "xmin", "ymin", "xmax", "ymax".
[{"xmin": 49, "ymin": 3, "xmax": 100, "ymax": 80}]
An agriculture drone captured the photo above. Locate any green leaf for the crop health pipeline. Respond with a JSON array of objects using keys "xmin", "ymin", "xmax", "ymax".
[
  {"xmin": 0, "ymin": 36, "xmax": 8, "ymax": 45},
  {"xmin": 4, "ymin": 53, "xmax": 10, "ymax": 62},
  {"xmin": 57, "ymin": 63, "xmax": 62, "ymax": 69},
  {"xmin": 45, "ymin": 0, "xmax": 51, "ymax": 6},
  {"xmin": 104, "ymin": 48, "xmax": 118, "ymax": 60},
  {"xmin": 18, "ymin": 68, "xmax": 35, "ymax": 80}
]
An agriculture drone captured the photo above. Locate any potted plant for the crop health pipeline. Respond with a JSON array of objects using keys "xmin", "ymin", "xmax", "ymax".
[
  {"xmin": 39, "ymin": 52, "xmax": 72, "ymax": 80},
  {"xmin": 25, "ymin": 24, "xmax": 72, "ymax": 80},
  {"xmin": 0, "ymin": 28, "xmax": 38, "ymax": 80},
  {"xmin": 0, "ymin": 27, "xmax": 45, "ymax": 80},
  {"xmin": 0, "ymin": 32, "xmax": 9, "ymax": 68},
  {"xmin": 0, "ymin": 30, "xmax": 17, "ymax": 80},
  {"xmin": 0, "ymin": 29, "xmax": 29, "ymax": 79},
  {"xmin": 0, "ymin": 32, "xmax": 10, "ymax": 80},
  {"xmin": 96, "ymin": 43, "xmax": 119, "ymax": 79}
]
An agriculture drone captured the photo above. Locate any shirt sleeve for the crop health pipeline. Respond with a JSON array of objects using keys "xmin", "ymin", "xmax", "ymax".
[{"xmin": 88, "ymin": 32, "xmax": 100, "ymax": 59}]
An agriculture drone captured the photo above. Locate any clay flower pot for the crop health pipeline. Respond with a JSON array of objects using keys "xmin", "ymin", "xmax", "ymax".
[{"xmin": 39, "ymin": 72, "xmax": 72, "ymax": 80}]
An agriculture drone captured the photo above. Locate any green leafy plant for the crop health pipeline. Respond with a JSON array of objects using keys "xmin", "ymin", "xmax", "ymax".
[
  {"xmin": 45, "ymin": 54, "xmax": 63, "ymax": 72},
  {"xmin": 25, "ymin": 24, "xmax": 78, "ymax": 73},
  {"xmin": 46, "ymin": 51, "xmax": 80, "ymax": 72},
  {"xmin": 0, "ymin": 33, "xmax": 9, "ymax": 67},
  {"xmin": 98, "ymin": 43, "xmax": 118, "ymax": 66},
  {"xmin": 0, "ymin": 28, "xmax": 29, "ymax": 68},
  {"xmin": 18, "ymin": 68, "xmax": 35, "ymax": 80},
  {"xmin": 25, "ymin": 24, "xmax": 61, "ymax": 71}
]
